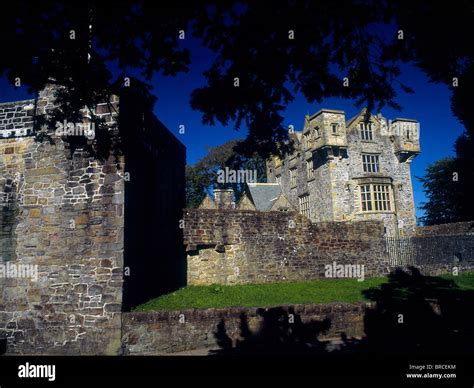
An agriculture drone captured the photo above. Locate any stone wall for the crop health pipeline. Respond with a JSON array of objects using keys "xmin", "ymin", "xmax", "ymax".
[
  {"xmin": 0, "ymin": 136, "xmax": 124, "ymax": 354},
  {"xmin": 407, "ymin": 221, "xmax": 474, "ymax": 275},
  {"xmin": 122, "ymin": 302, "xmax": 372, "ymax": 354},
  {"xmin": 415, "ymin": 221, "xmax": 474, "ymax": 237},
  {"xmin": 411, "ymin": 236, "xmax": 474, "ymax": 275},
  {"xmin": 184, "ymin": 209, "xmax": 474, "ymax": 285},
  {"xmin": 0, "ymin": 85, "xmax": 186, "ymax": 354},
  {"xmin": 0, "ymin": 99, "xmax": 35, "ymax": 138},
  {"xmin": 184, "ymin": 209, "xmax": 389, "ymax": 285}
]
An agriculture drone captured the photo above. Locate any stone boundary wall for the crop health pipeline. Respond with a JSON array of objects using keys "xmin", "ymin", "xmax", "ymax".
[
  {"xmin": 415, "ymin": 221, "xmax": 474, "ymax": 237},
  {"xmin": 410, "ymin": 236, "xmax": 474, "ymax": 275},
  {"xmin": 184, "ymin": 209, "xmax": 389, "ymax": 285},
  {"xmin": 122, "ymin": 302, "xmax": 372, "ymax": 355},
  {"xmin": 184, "ymin": 210, "xmax": 474, "ymax": 285},
  {"xmin": 409, "ymin": 221, "xmax": 474, "ymax": 275}
]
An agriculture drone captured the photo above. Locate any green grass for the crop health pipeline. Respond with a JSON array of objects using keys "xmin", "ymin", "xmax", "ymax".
[
  {"xmin": 439, "ymin": 271, "xmax": 474, "ymax": 290},
  {"xmin": 134, "ymin": 272, "xmax": 474, "ymax": 311}
]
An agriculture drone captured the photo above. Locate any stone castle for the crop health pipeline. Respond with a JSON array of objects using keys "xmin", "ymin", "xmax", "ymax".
[{"xmin": 265, "ymin": 109, "xmax": 420, "ymax": 237}]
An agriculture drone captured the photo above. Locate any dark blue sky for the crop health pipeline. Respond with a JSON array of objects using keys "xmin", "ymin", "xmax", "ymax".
[{"xmin": 0, "ymin": 39, "xmax": 464, "ymax": 221}]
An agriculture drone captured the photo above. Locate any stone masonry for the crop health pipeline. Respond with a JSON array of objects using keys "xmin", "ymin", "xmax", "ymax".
[
  {"xmin": 122, "ymin": 302, "xmax": 372, "ymax": 354},
  {"xmin": 0, "ymin": 85, "xmax": 185, "ymax": 354},
  {"xmin": 184, "ymin": 209, "xmax": 474, "ymax": 285},
  {"xmin": 0, "ymin": 87, "xmax": 124, "ymax": 354},
  {"xmin": 184, "ymin": 208, "xmax": 389, "ymax": 285}
]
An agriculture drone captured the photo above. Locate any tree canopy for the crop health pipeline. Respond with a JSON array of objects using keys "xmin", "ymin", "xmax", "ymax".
[
  {"xmin": 417, "ymin": 130, "xmax": 474, "ymax": 225},
  {"xmin": 417, "ymin": 158, "xmax": 462, "ymax": 225},
  {"xmin": 1, "ymin": 1, "xmax": 473, "ymax": 159},
  {"xmin": 3, "ymin": 1, "xmax": 474, "ymax": 220}
]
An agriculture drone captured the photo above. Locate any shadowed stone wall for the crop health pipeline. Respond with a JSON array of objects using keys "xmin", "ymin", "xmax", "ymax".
[
  {"xmin": 409, "ymin": 221, "xmax": 474, "ymax": 275},
  {"xmin": 120, "ymin": 90, "xmax": 186, "ymax": 310},
  {"xmin": 122, "ymin": 302, "xmax": 372, "ymax": 354}
]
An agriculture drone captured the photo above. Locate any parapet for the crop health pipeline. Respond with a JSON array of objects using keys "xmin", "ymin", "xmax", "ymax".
[{"xmin": 0, "ymin": 99, "xmax": 36, "ymax": 138}]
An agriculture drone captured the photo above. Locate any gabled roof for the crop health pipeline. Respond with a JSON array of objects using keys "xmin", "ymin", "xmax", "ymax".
[
  {"xmin": 246, "ymin": 183, "xmax": 283, "ymax": 211},
  {"xmin": 236, "ymin": 192, "xmax": 256, "ymax": 210},
  {"xmin": 269, "ymin": 193, "xmax": 296, "ymax": 211},
  {"xmin": 198, "ymin": 193, "xmax": 217, "ymax": 209},
  {"xmin": 346, "ymin": 108, "xmax": 382, "ymax": 128}
]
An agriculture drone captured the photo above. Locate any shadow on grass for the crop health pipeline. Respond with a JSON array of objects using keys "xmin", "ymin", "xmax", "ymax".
[{"xmin": 210, "ymin": 267, "xmax": 474, "ymax": 356}]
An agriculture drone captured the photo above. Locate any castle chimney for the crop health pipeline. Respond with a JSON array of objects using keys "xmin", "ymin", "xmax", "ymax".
[{"xmin": 213, "ymin": 189, "xmax": 235, "ymax": 209}]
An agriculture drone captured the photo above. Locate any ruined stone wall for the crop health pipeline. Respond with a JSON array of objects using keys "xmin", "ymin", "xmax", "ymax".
[
  {"xmin": 410, "ymin": 235, "xmax": 474, "ymax": 275},
  {"xmin": 184, "ymin": 210, "xmax": 474, "ymax": 285},
  {"xmin": 122, "ymin": 302, "xmax": 372, "ymax": 354},
  {"xmin": 0, "ymin": 85, "xmax": 186, "ymax": 354},
  {"xmin": 184, "ymin": 209, "xmax": 389, "ymax": 285}
]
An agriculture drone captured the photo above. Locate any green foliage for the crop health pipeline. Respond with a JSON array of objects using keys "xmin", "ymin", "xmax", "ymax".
[
  {"xmin": 1, "ymin": 2, "xmax": 191, "ymax": 157},
  {"xmin": 185, "ymin": 165, "xmax": 209, "ymax": 209},
  {"xmin": 418, "ymin": 158, "xmax": 463, "ymax": 225},
  {"xmin": 210, "ymin": 284, "xmax": 224, "ymax": 294},
  {"xmin": 3, "ymin": 2, "xmax": 474, "ymax": 213},
  {"xmin": 418, "ymin": 131, "xmax": 474, "ymax": 225}
]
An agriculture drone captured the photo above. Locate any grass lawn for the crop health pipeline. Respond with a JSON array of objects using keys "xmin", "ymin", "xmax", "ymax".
[{"xmin": 134, "ymin": 271, "xmax": 474, "ymax": 311}]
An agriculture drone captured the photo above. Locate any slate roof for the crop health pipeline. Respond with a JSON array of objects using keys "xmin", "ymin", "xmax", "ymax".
[{"xmin": 246, "ymin": 183, "xmax": 282, "ymax": 211}]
